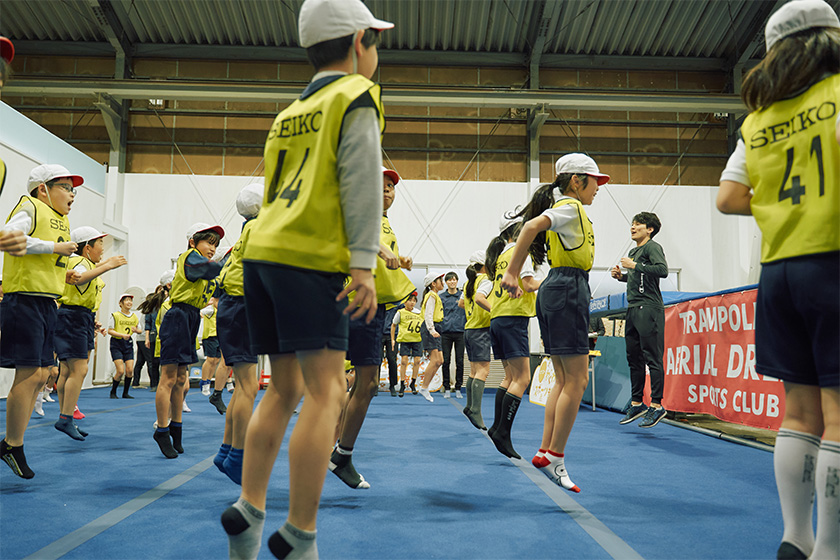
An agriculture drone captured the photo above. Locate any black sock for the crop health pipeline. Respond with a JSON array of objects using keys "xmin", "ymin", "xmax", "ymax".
[
  {"xmin": 111, "ymin": 379, "xmax": 119, "ymax": 394},
  {"xmin": 170, "ymin": 422, "xmax": 183, "ymax": 453},
  {"xmin": 1, "ymin": 439, "xmax": 34, "ymax": 479},
  {"xmin": 488, "ymin": 388, "xmax": 507, "ymax": 436},
  {"xmin": 122, "ymin": 378, "xmax": 131, "ymax": 396}
]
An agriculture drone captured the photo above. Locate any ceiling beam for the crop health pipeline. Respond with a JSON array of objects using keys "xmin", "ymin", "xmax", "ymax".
[
  {"xmin": 3, "ymin": 78, "xmax": 747, "ymax": 113},
  {"xmin": 11, "ymin": 41, "xmax": 740, "ymax": 72},
  {"xmin": 528, "ymin": 0, "xmax": 563, "ymax": 89},
  {"xmin": 85, "ymin": 0, "xmax": 132, "ymax": 79}
]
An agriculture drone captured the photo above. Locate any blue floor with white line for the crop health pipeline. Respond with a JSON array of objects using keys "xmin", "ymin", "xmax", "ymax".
[{"xmin": 1, "ymin": 385, "xmax": 780, "ymax": 560}]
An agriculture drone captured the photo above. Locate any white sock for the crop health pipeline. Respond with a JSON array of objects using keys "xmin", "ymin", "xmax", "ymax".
[
  {"xmin": 541, "ymin": 451, "xmax": 580, "ymax": 493},
  {"xmin": 774, "ymin": 428, "xmax": 820, "ymax": 555},
  {"xmin": 811, "ymin": 440, "xmax": 840, "ymax": 560},
  {"xmin": 222, "ymin": 497, "xmax": 266, "ymax": 560},
  {"xmin": 268, "ymin": 521, "xmax": 318, "ymax": 560}
]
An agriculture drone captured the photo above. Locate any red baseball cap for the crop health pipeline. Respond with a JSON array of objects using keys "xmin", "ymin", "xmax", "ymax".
[{"xmin": 0, "ymin": 37, "xmax": 14, "ymax": 64}]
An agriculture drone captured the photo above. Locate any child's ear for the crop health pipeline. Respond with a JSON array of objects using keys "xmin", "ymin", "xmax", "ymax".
[{"xmin": 189, "ymin": 238, "xmax": 196, "ymax": 249}]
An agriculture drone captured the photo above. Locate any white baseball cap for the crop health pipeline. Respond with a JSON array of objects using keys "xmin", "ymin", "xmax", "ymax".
[
  {"xmin": 118, "ymin": 293, "xmax": 134, "ymax": 301},
  {"xmin": 298, "ymin": 0, "xmax": 394, "ymax": 48},
  {"xmin": 469, "ymin": 250, "xmax": 486, "ymax": 265},
  {"xmin": 71, "ymin": 226, "xmax": 107, "ymax": 245},
  {"xmin": 186, "ymin": 222, "xmax": 225, "ymax": 241},
  {"xmin": 424, "ymin": 271, "xmax": 444, "ymax": 289},
  {"xmin": 236, "ymin": 181, "xmax": 265, "ymax": 218},
  {"xmin": 159, "ymin": 270, "xmax": 175, "ymax": 286},
  {"xmin": 382, "ymin": 166, "xmax": 400, "ymax": 186},
  {"xmin": 27, "ymin": 164, "xmax": 84, "ymax": 194},
  {"xmin": 554, "ymin": 153, "xmax": 610, "ymax": 186},
  {"xmin": 765, "ymin": 0, "xmax": 840, "ymax": 51},
  {"xmin": 499, "ymin": 213, "xmax": 523, "ymax": 234}
]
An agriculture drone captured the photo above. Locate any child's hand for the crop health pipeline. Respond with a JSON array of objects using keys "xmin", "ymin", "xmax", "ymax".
[
  {"xmin": 54, "ymin": 241, "xmax": 78, "ymax": 256},
  {"xmin": 399, "ymin": 255, "xmax": 413, "ymax": 270},
  {"xmin": 610, "ymin": 265, "xmax": 622, "ymax": 279},
  {"xmin": 106, "ymin": 256, "xmax": 128, "ymax": 270},
  {"xmin": 0, "ymin": 230, "xmax": 26, "ymax": 256},
  {"xmin": 65, "ymin": 270, "xmax": 82, "ymax": 285},
  {"xmin": 378, "ymin": 246, "xmax": 399, "ymax": 270},
  {"xmin": 500, "ymin": 271, "xmax": 522, "ymax": 298},
  {"xmin": 338, "ymin": 269, "xmax": 377, "ymax": 323}
]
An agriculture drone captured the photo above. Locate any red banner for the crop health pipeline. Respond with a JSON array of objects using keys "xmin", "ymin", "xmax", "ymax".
[{"xmin": 662, "ymin": 289, "xmax": 784, "ymax": 431}]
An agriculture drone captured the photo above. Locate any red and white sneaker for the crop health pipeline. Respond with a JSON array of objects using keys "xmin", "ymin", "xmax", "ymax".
[{"xmin": 73, "ymin": 405, "xmax": 85, "ymax": 420}]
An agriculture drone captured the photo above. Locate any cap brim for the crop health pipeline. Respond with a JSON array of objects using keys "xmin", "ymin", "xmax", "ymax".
[
  {"xmin": 383, "ymin": 169, "xmax": 400, "ymax": 185},
  {"xmin": 592, "ymin": 173, "xmax": 610, "ymax": 186},
  {"xmin": 196, "ymin": 225, "xmax": 225, "ymax": 239},
  {"xmin": 369, "ymin": 18, "xmax": 394, "ymax": 31},
  {"xmin": 0, "ymin": 37, "xmax": 14, "ymax": 63}
]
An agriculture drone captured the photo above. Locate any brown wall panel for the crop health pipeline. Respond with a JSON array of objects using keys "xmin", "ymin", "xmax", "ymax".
[
  {"xmin": 628, "ymin": 125, "xmax": 679, "ymax": 159},
  {"xmin": 628, "ymin": 71, "xmax": 676, "ymax": 90},
  {"xmin": 129, "ymin": 114, "xmax": 175, "ymax": 142},
  {"xmin": 229, "ymin": 61, "xmax": 278, "ymax": 81},
  {"xmin": 479, "ymin": 153, "xmax": 527, "ymax": 182},
  {"xmin": 678, "ymin": 71, "xmax": 728, "ymax": 92},
  {"xmin": 73, "ymin": 144, "xmax": 110, "ymax": 167},
  {"xmin": 629, "ymin": 111, "xmax": 678, "ymax": 122},
  {"xmin": 428, "ymin": 156, "xmax": 477, "ymax": 182},
  {"xmin": 479, "ymin": 67, "xmax": 528, "ymax": 87},
  {"xmin": 678, "ymin": 157, "xmax": 727, "ymax": 186},
  {"xmin": 379, "ymin": 66, "xmax": 428, "ymax": 84},
  {"xmin": 75, "ymin": 57, "xmax": 116, "ymax": 77},
  {"xmin": 386, "ymin": 105, "xmax": 428, "ymax": 117},
  {"xmin": 225, "ymin": 117, "xmax": 272, "ymax": 145},
  {"xmin": 223, "ymin": 147, "xmax": 265, "ymax": 177},
  {"xmin": 133, "ymin": 59, "xmax": 178, "ymax": 79},
  {"xmin": 429, "ymin": 66, "xmax": 478, "ymax": 86},
  {"xmin": 69, "ymin": 112, "xmax": 108, "ymax": 141},
  {"xmin": 20, "ymin": 110, "xmax": 72, "ymax": 138},
  {"xmin": 580, "ymin": 69, "xmax": 626, "ymax": 89},
  {"xmin": 178, "ymin": 60, "xmax": 228, "ymax": 80},
  {"xmin": 128, "ymin": 145, "xmax": 173, "ymax": 174},
  {"xmin": 277, "ymin": 63, "xmax": 312, "ymax": 82},
  {"xmin": 22, "ymin": 56, "xmax": 76, "ymax": 76},
  {"xmin": 597, "ymin": 155, "xmax": 629, "ymax": 185},
  {"xmin": 579, "ymin": 124, "xmax": 628, "ymax": 153},
  {"xmin": 228, "ymin": 101, "xmax": 280, "ymax": 113},
  {"xmin": 541, "ymin": 69, "xmax": 578, "ymax": 88},
  {"xmin": 385, "ymin": 154, "xmax": 426, "ymax": 181},
  {"xmin": 176, "ymin": 100, "xmax": 227, "ymax": 111},
  {"xmin": 479, "ymin": 123, "xmax": 525, "ymax": 150},
  {"xmin": 174, "ymin": 115, "xmax": 226, "ymax": 144},
  {"xmin": 629, "ymin": 159, "xmax": 678, "ymax": 185},
  {"xmin": 173, "ymin": 146, "xmax": 224, "ymax": 175}
]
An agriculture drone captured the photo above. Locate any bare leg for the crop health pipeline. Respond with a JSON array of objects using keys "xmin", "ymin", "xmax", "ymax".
[
  {"xmin": 155, "ymin": 363, "xmax": 178, "ymax": 427},
  {"xmin": 5, "ymin": 367, "xmax": 48, "ymax": 446},
  {"xmin": 59, "ymin": 357, "xmax": 90, "ymax": 416},
  {"xmin": 421, "ymin": 350, "xmax": 442, "ymax": 389},
  {"xmin": 230, "ymin": 363, "xmax": 258, "ymax": 449},
  {"xmin": 335, "ymin": 365, "xmax": 378, "ymax": 449},
  {"xmin": 548, "ymin": 354, "xmax": 589, "ymax": 453}
]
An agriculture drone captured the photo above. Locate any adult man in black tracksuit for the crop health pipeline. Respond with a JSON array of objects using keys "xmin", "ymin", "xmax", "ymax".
[{"xmin": 611, "ymin": 212, "xmax": 669, "ymax": 428}]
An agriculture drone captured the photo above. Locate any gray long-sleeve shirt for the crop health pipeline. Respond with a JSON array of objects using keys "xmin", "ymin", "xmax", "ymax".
[{"xmin": 618, "ymin": 240, "xmax": 668, "ymax": 308}]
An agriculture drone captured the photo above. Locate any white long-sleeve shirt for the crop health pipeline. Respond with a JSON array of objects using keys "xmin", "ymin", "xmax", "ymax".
[{"xmin": 5, "ymin": 208, "xmax": 54, "ymax": 254}]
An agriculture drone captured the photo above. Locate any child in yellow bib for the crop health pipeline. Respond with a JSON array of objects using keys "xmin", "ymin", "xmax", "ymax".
[
  {"xmin": 502, "ymin": 153, "xmax": 609, "ymax": 493},
  {"xmin": 391, "ymin": 292, "xmax": 422, "ymax": 396},
  {"xmin": 717, "ymin": 4, "xmax": 840, "ymax": 558},
  {"xmin": 460, "ymin": 250, "xmax": 493, "ymax": 430},
  {"xmin": 1, "ymin": 163, "xmax": 83, "ymax": 480},
  {"xmin": 222, "ymin": 3, "xmax": 394, "ymax": 558}
]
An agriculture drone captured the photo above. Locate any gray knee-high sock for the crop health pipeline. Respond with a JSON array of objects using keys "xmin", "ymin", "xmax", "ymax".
[
  {"xmin": 774, "ymin": 428, "xmax": 820, "ymax": 555},
  {"xmin": 811, "ymin": 440, "xmax": 840, "ymax": 560},
  {"xmin": 268, "ymin": 521, "xmax": 318, "ymax": 560},
  {"xmin": 221, "ymin": 496, "xmax": 265, "ymax": 560},
  {"xmin": 464, "ymin": 377, "xmax": 474, "ymax": 411},
  {"xmin": 472, "ymin": 378, "xmax": 486, "ymax": 414}
]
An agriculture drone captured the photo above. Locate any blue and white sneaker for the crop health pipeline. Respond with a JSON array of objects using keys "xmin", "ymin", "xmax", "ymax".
[
  {"xmin": 619, "ymin": 404, "xmax": 648, "ymax": 425},
  {"xmin": 639, "ymin": 406, "xmax": 667, "ymax": 428}
]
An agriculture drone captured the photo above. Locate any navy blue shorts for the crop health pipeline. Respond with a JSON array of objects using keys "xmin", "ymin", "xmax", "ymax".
[
  {"xmin": 55, "ymin": 305, "xmax": 94, "ymax": 361},
  {"xmin": 490, "ymin": 316, "xmax": 530, "ymax": 360},
  {"xmin": 159, "ymin": 302, "xmax": 201, "ymax": 366},
  {"xmin": 398, "ymin": 340, "xmax": 423, "ymax": 358},
  {"xmin": 347, "ymin": 304, "xmax": 385, "ymax": 366},
  {"xmin": 110, "ymin": 338, "xmax": 135, "ymax": 362},
  {"xmin": 0, "ymin": 293, "xmax": 57, "ymax": 368},
  {"xmin": 536, "ymin": 267, "xmax": 590, "ymax": 356},
  {"xmin": 243, "ymin": 260, "xmax": 348, "ymax": 355},
  {"xmin": 756, "ymin": 253, "xmax": 839, "ymax": 387},
  {"xmin": 421, "ymin": 322, "xmax": 443, "ymax": 352},
  {"xmin": 217, "ymin": 293, "xmax": 257, "ymax": 365},
  {"xmin": 465, "ymin": 327, "xmax": 491, "ymax": 362},
  {"xmin": 202, "ymin": 336, "xmax": 221, "ymax": 359}
]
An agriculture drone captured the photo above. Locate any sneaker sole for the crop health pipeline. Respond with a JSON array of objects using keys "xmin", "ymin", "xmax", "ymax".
[
  {"xmin": 618, "ymin": 410, "xmax": 648, "ymax": 425},
  {"xmin": 640, "ymin": 411, "xmax": 667, "ymax": 428}
]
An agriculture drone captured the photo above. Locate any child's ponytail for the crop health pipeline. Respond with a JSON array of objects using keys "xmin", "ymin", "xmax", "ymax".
[{"xmin": 464, "ymin": 263, "xmax": 480, "ymax": 301}]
